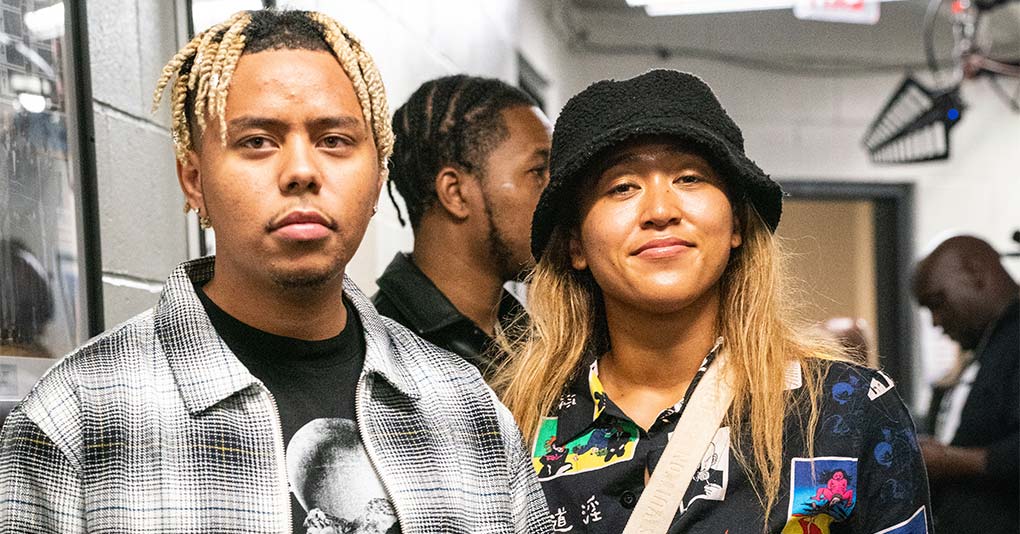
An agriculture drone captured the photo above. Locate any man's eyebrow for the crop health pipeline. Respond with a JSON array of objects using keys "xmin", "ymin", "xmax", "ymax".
[
  {"xmin": 226, "ymin": 116, "xmax": 288, "ymax": 132},
  {"xmin": 306, "ymin": 115, "xmax": 364, "ymax": 131},
  {"xmin": 226, "ymin": 115, "xmax": 365, "ymax": 132}
]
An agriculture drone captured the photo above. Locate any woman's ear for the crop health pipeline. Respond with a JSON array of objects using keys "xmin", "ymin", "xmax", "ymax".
[
  {"xmin": 730, "ymin": 210, "xmax": 743, "ymax": 249},
  {"xmin": 569, "ymin": 229, "xmax": 588, "ymax": 271}
]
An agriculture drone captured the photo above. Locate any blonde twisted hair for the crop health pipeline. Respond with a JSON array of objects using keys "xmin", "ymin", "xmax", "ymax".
[{"xmin": 151, "ymin": 10, "xmax": 394, "ymax": 178}]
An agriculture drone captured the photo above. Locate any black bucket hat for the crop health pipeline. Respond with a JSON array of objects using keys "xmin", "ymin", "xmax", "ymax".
[{"xmin": 531, "ymin": 69, "xmax": 783, "ymax": 260}]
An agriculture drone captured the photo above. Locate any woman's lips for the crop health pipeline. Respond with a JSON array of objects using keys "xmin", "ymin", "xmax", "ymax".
[{"xmin": 632, "ymin": 237, "xmax": 694, "ymax": 259}]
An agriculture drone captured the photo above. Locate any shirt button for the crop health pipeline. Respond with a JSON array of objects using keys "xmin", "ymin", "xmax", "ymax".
[{"xmin": 620, "ymin": 490, "xmax": 637, "ymax": 509}]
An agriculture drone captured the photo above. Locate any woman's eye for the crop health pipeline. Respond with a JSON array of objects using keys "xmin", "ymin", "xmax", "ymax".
[
  {"xmin": 609, "ymin": 183, "xmax": 635, "ymax": 195},
  {"xmin": 677, "ymin": 174, "xmax": 701, "ymax": 184}
]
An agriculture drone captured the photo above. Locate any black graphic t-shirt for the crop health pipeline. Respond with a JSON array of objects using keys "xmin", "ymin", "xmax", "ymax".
[
  {"xmin": 195, "ymin": 283, "xmax": 400, "ymax": 534},
  {"xmin": 532, "ymin": 345, "xmax": 932, "ymax": 534}
]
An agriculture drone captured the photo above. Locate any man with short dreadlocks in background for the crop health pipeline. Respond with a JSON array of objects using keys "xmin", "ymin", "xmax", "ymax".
[
  {"xmin": 0, "ymin": 10, "xmax": 548, "ymax": 534},
  {"xmin": 373, "ymin": 76, "xmax": 552, "ymax": 380}
]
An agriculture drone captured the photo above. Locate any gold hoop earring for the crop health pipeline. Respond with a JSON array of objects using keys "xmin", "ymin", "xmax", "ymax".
[{"xmin": 185, "ymin": 201, "xmax": 211, "ymax": 229}]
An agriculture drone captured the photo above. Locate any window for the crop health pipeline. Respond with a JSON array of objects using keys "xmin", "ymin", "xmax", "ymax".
[
  {"xmin": 517, "ymin": 52, "xmax": 548, "ymax": 113},
  {"xmin": 0, "ymin": 1, "xmax": 92, "ymax": 419}
]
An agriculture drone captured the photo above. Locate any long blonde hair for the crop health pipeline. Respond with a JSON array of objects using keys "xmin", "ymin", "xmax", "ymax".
[{"xmin": 495, "ymin": 201, "xmax": 851, "ymax": 521}]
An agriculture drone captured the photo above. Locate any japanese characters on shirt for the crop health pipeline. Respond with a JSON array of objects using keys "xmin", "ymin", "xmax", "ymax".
[{"xmin": 550, "ymin": 494, "xmax": 605, "ymax": 532}]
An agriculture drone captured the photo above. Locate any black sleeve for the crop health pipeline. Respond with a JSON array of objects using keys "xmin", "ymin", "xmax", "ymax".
[
  {"xmin": 849, "ymin": 383, "xmax": 933, "ymax": 534},
  {"xmin": 983, "ymin": 306, "xmax": 1020, "ymax": 486},
  {"xmin": 983, "ymin": 362, "xmax": 1019, "ymax": 487}
]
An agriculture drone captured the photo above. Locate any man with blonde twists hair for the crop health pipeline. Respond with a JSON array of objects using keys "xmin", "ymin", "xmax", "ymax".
[{"xmin": 0, "ymin": 10, "xmax": 547, "ymax": 533}]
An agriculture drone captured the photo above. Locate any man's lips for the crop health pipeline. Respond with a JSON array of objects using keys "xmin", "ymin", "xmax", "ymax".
[
  {"xmin": 268, "ymin": 210, "xmax": 336, "ymax": 240},
  {"xmin": 632, "ymin": 236, "xmax": 694, "ymax": 258}
]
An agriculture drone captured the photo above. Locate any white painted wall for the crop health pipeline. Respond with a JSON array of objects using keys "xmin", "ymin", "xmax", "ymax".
[
  {"xmin": 550, "ymin": 4, "xmax": 1020, "ymax": 412},
  {"xmin": 273, "ymin": 0, "xmax": 564, "ymax": 294}
]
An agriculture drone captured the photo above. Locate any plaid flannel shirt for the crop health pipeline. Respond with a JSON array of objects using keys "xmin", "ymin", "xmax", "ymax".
[{"xmin": 0, "ymin": 257, "xmax": 549, "ymax": 533}]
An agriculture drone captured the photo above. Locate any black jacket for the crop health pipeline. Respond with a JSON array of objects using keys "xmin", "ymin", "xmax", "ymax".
[{"xmin": 930, "ymin": 299, "xmax": 1019, "ymax": 534}]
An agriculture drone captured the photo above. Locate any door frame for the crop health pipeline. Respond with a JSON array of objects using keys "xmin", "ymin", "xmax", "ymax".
[{"xmin": 780, "ymin": 181, "xmax": 917, "ymax": 405}]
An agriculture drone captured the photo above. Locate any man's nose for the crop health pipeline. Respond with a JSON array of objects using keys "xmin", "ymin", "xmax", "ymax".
[{"xmin": 280, "ymin": 140, "xmax": 321, "ymax": 194}]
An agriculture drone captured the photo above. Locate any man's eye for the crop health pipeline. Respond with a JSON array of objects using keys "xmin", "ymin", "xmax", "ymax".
[
  {"xmin": 678, "ymin": 174, "xmax": 701, "ymax": 184},
  {"xmin": 241, "ymin": 137, "xmax": 269, "ymax": 149},
  {"xmin": 321, "ymin": 135, "xmax": 350, "ymax": 148}
]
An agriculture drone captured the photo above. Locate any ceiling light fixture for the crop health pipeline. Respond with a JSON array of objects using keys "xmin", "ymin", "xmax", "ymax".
[
  {"xmin": 861, "ymin": 76, "xmax": 965, "ymax": 163},
  {"xmin": 627, "ymin": 0, "xmax": 901, "ymax": 17}
]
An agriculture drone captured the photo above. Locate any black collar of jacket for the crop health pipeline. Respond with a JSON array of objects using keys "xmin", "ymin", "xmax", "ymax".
[
  {"xmin": 374, "ymin": 252, "xmax": 473, "ymax": 335},
  {"xmin": 975, "ymin": 297, "xmax": 1019, "ymax": 362}
]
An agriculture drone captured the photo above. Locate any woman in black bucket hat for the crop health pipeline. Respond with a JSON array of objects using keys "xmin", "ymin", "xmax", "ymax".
[{"xmin": 495, "ymin": 70, "xmax": 931, "ymax": 533}]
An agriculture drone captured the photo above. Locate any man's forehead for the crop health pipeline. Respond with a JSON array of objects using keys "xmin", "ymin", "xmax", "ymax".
[
  {"xmin": 503, "ymin": 105, "xmax": 553, "ymax": 134},
  {"xmin": 233, "ymin": 49, "xmax": 351, "ymax": 87},
  {"xmin": 226, "ymin": 49, "xmax": 363, "ymax": 118}
]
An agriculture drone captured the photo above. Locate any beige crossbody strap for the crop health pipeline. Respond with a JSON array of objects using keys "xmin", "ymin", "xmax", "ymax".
[{"xmin": 622, "ymin": 350, "xmax": 735, "ymax": 534}]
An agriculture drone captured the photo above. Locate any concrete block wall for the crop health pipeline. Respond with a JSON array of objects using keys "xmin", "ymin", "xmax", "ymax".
[{"xmin": 87, "ymin": 0, "xmax": 185, "ymax": 327}]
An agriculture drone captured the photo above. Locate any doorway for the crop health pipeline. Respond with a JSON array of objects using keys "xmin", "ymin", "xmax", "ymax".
[{"xmin": 779, "ymin": 181, "xmax": 916, "ymax": 405}]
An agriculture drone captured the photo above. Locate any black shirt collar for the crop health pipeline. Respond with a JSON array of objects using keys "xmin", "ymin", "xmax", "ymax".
[
  {"xmin": 974, "ymin": 298, "xmax": 1020, "ymax": 361},
  {"xmin": 553, "ymin": 338, "xmax": 724, "ymax": 445},
  {"xmin": 375, "ymin": 252, "xmax": 475, "ymax": 334},
  {"xmin": 375, "ymin": 252, "xmax": 524, "ymax": 336}
]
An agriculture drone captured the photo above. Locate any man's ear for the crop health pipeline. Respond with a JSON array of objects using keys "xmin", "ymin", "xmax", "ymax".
[
  {"xmin": 569, "ymin": 229, "xmax": 588, "ymax": 271},
  {"xmin": 434, "ymin": 166, "xmax": 473, "ymax": 220},
  {"xmin": 177, "ymin": 151, "xmax": 205, "ymax": 215},
  {"xmin": 376, "ymin": 169, "xmax": 386, "ymax": 198}
]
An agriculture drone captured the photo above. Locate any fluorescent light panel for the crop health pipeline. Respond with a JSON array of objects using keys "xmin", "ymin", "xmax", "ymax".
[
  {"xmin": 24, "ymin": 2, "xmax": 64, "ymax": 41},
  {"xmin": 627, "ymin": 0, "xmax": 900, "ymax": 17},
  {"xmin": 640, "ymin": 0, "xmax": 794, "ymax": 16}
]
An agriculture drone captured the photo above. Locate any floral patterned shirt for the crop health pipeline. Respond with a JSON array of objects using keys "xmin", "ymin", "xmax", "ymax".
[{"xmin": 532, "ymin": 346, "xmax": 932, "ymax": 534}]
